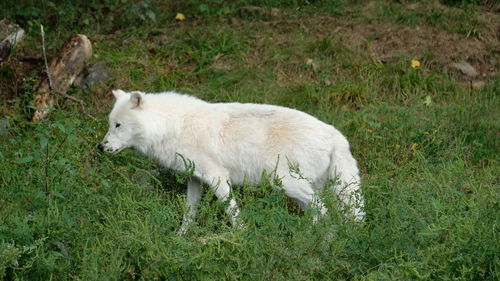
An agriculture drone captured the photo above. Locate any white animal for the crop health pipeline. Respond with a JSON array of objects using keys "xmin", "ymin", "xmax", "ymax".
[{"xmin": 98, "ymin": 89, "xmax": 365, "ymax": 233}]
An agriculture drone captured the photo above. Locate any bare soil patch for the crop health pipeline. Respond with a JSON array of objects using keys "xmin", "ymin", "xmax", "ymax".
[{"xmin": 303, "ymin": 4, "xmax": 499, "ymax": 79}]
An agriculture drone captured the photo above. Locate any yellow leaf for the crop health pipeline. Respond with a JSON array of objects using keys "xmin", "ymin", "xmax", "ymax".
[
  {"xmin": 411, "ymin": 143, "xmax": 419, "ymax": 150},
  {"xmin": 424, "ymin": 95, "xmax": 432, "ymax": 106},
  {"xmin": 175, "ymin": 13, "xmax": 186, "ymax": 21},
  {"xmin": 411, "ymin": 59, "xmax": 421, "ymax": 68}
]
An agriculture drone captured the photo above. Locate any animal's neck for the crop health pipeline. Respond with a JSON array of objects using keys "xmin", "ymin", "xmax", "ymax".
[{"xmin": 135, "ymin": 114, "xmax": 182, "ymax": 159}]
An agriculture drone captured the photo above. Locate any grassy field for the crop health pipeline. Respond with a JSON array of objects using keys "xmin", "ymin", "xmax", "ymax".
[{"xmin": 1, "ymin": 0, "xmax": 499, "ymax": 280}]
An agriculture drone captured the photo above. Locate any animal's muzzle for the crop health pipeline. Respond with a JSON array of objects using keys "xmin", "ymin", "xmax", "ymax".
[{"xmin": 97, "ymin": 143, "xmax": 105, "ymax": 152}]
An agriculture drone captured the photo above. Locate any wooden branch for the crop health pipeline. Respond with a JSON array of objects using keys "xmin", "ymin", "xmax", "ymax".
[{"xmin": 33, "ymin": 33, "xmax": 93, "ymax": 122}]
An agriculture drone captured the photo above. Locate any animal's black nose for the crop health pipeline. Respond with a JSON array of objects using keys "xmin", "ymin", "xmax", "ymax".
[{"xmin": 97, "ymin": 143, "xmax": 104, "ymax": 152}]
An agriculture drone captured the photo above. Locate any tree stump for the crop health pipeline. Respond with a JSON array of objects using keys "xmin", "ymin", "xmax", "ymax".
[
  {"xmin": 0, "ymin": 18, "xmax": 25, "ymax": 62},
  {"xmin": 32, "ymin": 34, "xmax": 92, "ymax": 122}
]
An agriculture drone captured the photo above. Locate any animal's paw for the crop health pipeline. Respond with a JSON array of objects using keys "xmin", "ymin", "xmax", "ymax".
[
  {"xmin": 177, "ymin": 224, "xmax": 190, "ymax": 235},
  {"xmin": 352, "ymin": 208, "xmax": 365, "ymax": 222}
]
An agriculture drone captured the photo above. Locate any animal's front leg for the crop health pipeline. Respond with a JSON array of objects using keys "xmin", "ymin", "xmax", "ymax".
[{"xmin": 178, "ymin": 179, "xmax": 202, "ymax": 234}]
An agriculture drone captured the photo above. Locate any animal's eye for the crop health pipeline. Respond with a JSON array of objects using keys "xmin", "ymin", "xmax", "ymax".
[{"xmin": 115, "ymin": 123, "xmax": 121, "ymax": 128}]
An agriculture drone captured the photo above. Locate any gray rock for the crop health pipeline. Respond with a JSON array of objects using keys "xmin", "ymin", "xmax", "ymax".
[
  {"xmin": 82, "ymin": 61, "xmax": 110, "ymax": 90},
  {"xmin": 450, "ymin": 61, "xmax": 479, "ymax": 77}
]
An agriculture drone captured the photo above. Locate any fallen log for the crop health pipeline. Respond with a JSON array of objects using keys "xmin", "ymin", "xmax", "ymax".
[{"xmin": 32, "ymin": 34, "xmax": 92, "ymax": 122}]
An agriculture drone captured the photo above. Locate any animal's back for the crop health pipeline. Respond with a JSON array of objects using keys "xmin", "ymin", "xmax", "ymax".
[{"xmin": 209, "ymin": 102, "xmax": 340, "ymax": 185}]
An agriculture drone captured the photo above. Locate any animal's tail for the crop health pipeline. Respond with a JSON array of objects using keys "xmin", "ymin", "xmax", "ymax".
[{"xmin": 328, "ymin": 135, "xmax": 365, "ymax": 221}]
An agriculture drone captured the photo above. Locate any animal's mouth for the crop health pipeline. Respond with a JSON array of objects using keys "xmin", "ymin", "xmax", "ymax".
[
  {"xmin": 99, "ymin": 143, "xmax": 126, "ymax": 155},
  {"xmin": 109, "ymin": 146, "xmax": 126, "ymax": 155}
]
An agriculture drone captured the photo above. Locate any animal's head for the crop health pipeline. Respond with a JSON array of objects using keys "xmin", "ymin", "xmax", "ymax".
[{"xmin": 98, "ymin": 89, "xmax": 145, "ymax": 154}]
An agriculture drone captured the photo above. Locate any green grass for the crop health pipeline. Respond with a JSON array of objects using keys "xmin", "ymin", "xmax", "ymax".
[{"xmin": 1, "ymin": 1, "xmax": 499, "ymax": 280}]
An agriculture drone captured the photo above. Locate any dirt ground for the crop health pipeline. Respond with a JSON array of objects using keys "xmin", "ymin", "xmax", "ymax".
[
  {"xmin": 1, "ymin": 1, "xmax": 499, "ymax": 101},
  {"xmin": 305, "ymin": 1, "xmax": 499, "ymax": 79}
]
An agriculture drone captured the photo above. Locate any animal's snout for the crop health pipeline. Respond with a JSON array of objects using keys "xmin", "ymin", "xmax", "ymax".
[{"xmin": 97, "ymin": 143, "xmax": 105, "ymax": 152}]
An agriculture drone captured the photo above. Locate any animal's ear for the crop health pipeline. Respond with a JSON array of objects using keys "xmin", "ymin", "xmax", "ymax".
[
  {"xmin": 112, "ymin": 89, "xmax": 128, "ymax": 100},
  {"xmin": 130, "ymin": 91, "xmax": 143, "ymax": 109}
]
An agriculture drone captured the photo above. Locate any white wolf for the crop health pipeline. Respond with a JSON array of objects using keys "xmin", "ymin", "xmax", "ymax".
[{"xmin": 98, "ymin": 89, "xmax": 365, "ymax": 233}]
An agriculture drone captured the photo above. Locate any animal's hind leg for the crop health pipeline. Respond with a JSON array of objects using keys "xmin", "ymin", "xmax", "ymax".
[
  {"xmin": 280, "ymin": 176, "xmax": 327, "ymax": 222},
  {"xmin": 333, "ymin": 183, "xmax": 365, "ymax": 222}
]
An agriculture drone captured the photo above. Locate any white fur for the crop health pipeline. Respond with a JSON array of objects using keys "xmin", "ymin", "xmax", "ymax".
[{"xmin": 100, "ymin": 89, "xmax": 365, "ymax": 233}]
